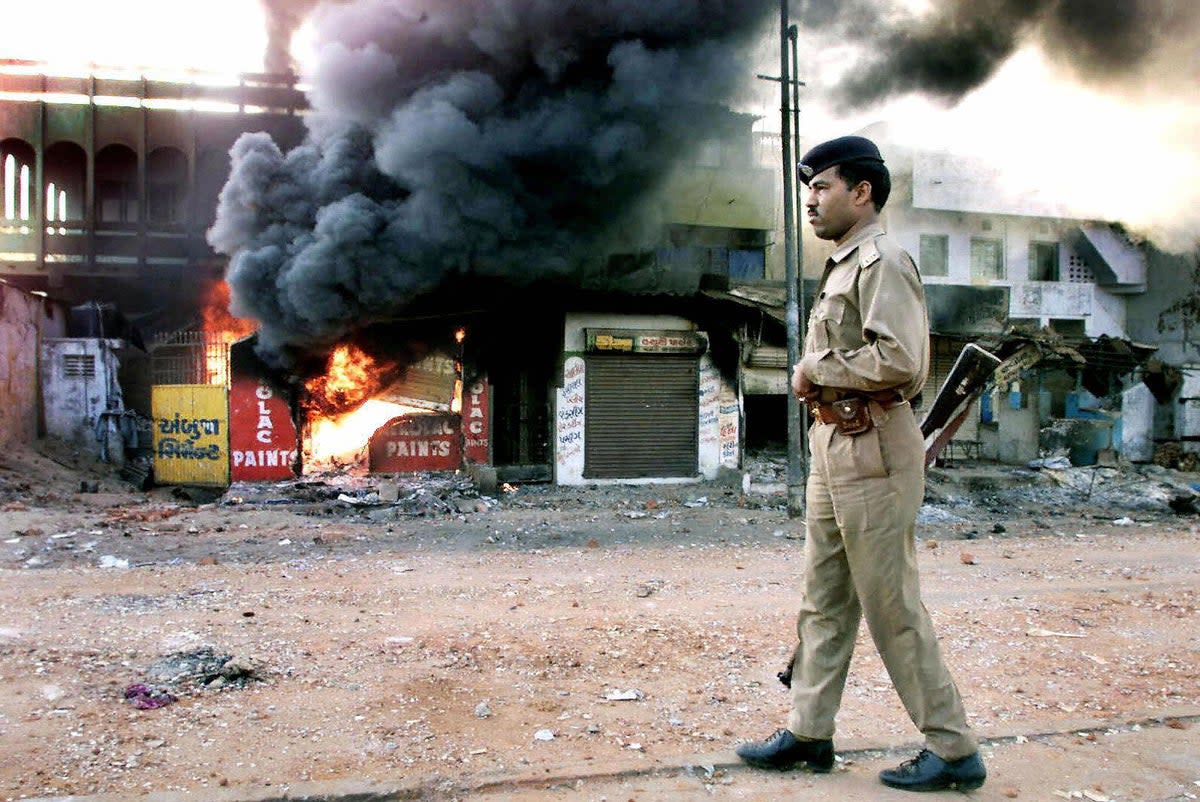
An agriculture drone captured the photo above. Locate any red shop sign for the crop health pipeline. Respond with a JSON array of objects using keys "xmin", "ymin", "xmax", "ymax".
[
  {"xmin": 463, "ymin": 376, "xmax": 490, "ymax": 465},
  {"xmin": 229, "ymin": 374, "xmax": 298, "ymax": 482},
  {"xmin": 369, "ymin": 413, "xmax": 461, "ymax": 473}
]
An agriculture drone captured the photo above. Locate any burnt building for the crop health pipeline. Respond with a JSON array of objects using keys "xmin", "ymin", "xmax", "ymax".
[
  {"xmin": 1, "ymin": 52, "xmax": 794, "ymax": 487},
  {"xmin": 212, "ymin": 111, "xmax": 782, "ymax": 486},
  {"xmin": 0, "ymin": 60, "xmax": 306, "ymax": 335}
]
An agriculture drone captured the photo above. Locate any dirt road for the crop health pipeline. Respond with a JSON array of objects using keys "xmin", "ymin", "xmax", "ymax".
[{"xmin": 1, "ymin": 444, "xmax": 1198, "ymax": 801}]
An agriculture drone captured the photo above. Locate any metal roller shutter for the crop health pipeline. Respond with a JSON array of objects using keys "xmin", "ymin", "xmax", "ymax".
[{"xmin": 584, "ymin": 355, "xmax": 699, "ymax": 478}]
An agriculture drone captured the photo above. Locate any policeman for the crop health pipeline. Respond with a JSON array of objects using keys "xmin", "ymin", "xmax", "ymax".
[{"xmin": 735, "ymin": 135, "xmax": 987, "ymax": 792}]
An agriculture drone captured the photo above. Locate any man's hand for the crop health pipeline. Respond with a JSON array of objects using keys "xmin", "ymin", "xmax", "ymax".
[{"xmin": 792, "ymin": 364, "xmax": 818, "ymax": 401}]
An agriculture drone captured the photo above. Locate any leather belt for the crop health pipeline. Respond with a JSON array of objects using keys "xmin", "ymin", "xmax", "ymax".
[{"xmin": 808, "ymin": 395, "xmax": 906, "ymax": 425}]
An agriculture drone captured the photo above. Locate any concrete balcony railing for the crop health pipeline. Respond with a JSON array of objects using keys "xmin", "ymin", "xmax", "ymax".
[
  {"xmin": 1009, "ymin": 280, "xmax": 1095, "ymax": 320},
  {"xmin": 1, "ymin": 221, "xmax": 217, "ymax": 269}
]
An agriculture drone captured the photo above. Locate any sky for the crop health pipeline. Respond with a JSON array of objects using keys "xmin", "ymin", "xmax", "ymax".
[
  {"xmin": 1, "ymin": 0, "xmax": 1196, "ymax": 251},
  {"xmin": 781, "ymin": 49, "xmax": 1200, "ymax": 248},
  {"xmin": 0, "ymin": 0, "xmax": 269, "ymax": 75},
  {"xmin": 744, "ymin": 4, "xmax": 1200, "ymax": 251}
]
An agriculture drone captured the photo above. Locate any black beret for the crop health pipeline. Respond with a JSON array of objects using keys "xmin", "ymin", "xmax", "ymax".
[{"xmin": 798, "ymin": 135, "xmax": 885, "ymax": 185}]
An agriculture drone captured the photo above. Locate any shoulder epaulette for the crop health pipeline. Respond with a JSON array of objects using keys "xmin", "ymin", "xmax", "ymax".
[{"xmin": 858, "ymin": 235, "xmax": 882, "ymax": 269}]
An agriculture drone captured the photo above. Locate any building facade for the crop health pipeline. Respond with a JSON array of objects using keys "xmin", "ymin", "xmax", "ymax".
[{"xmin": 0, "ymin": 61, "xmax": 305, "ymax": 335}]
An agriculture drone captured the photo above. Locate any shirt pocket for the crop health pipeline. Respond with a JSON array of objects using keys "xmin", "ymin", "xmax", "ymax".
[{"xmin": 809, "ymin": 297, "xmax": 844, "ymax": 352}]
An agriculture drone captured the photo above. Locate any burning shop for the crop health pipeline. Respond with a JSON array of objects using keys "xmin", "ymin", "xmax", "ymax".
[
  {"xmin": 214, "ymin": 277, "xmax": 746, "ymax": 488},
  {"xmin": 145, "ymin": 277, "xmax": 489, "ymax": 485},
  {"xmin": 190, "ymin": 0, "xmax": 784, "ymax": 486},
  {"xmin": 226, "ymin": 324, "xmax": 490, "ymax": 481}
]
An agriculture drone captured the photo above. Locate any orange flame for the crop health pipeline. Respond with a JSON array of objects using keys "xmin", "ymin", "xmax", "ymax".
[
  {"xmin": 301, "ymin": 329, "xmax": 467, "ymax": 469},
  {"xmin": 202, "ymin": 280, "xmax": 257, "ymax": 341},
  {"xmin": 302, "ymin": 344, "xmax": 417, "ymax": 466},
  {"xmin": 307, "ymin": 399, "xmax": 422, "ymax": 466},
  {"xmin": 304, "ymin": 343, "xmax": 387, "ymax": 415},
  {"xmin": 201, "ymin": 280, "xmax": 257, "ymax": 385}
]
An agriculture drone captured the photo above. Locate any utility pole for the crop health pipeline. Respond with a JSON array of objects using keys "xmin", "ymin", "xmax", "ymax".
[
  {"xmin": 779, "ymin": 0, "xmax": 804, "ymax": 518},
  {"xmin": 789, "ymin": 24, "xmax": 809, "ymax": 476}
]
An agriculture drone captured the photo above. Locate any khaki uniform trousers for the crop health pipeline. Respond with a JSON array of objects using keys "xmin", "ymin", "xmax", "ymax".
[{"xmin": 787, "ymin": 401, "xmax": 978, "ymax": 761}]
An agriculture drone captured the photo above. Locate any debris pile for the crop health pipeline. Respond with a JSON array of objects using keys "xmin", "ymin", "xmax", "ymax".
[
  {"xmin": 143, "ymin": 646, "xmax": 261, "ymax": 690},
  {"xmin": 745, "ymin": 450, "xmax": 788, "ymax": 489},
  {"xmin": 124, "ymin": 646, "xmax": 264, "ymax": 709},
  {"xmin": 122, "ymin": 684, "xmax": 177, "ymax": 710},
  {"xmin": 922, "ymin": 461, "xmax": 1200, "ymax": 521},
  {"xmin": 221, "ymin": 472, "xmax": 494, "ymax": 519}
]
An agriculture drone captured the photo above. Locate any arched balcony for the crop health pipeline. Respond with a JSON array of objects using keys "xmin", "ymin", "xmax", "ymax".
[
  {"xmin": 44, "ymin": 141, "xmax": 86, "ymax": 225},
  {"xmin": 147, "ymin": 146, "xmax": 188, "ymax": 227},
  {"xmin": 42, "ymin": 140, "xmax": 88, "ymax": 262},
  {"xmin": 0, "ymin": 138, "xmax": 36, "ymax": 260},
  {"xmin": 95, "ymin": 144, "xmax": 139, "ymax": 227}
]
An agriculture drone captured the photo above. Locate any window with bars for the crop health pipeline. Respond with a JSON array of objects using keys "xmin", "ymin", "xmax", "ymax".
[{"xmin": 151, "ymin": 331, "xmax": 231, "ymax": 386}]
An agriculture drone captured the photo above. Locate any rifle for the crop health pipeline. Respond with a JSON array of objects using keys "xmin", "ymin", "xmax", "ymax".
[{"xmin": 919, "ymin": 343, "xmax": 1003, "ymax": 466}]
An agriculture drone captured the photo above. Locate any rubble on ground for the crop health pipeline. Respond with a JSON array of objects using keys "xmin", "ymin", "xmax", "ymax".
[
  {"xmin": 1153, "ymin": 441, "xmax": 1200, "ymax": 472},
  {"xmin": 921, "ymin": 460, "xmax": 1199, "ymax": 519},
  {"xmin": 120, "ymin": 647, "xmax": 264, "ymax": 710},
  {"xmin": 142, "ymin": 646, "xmax": 262, "ymax": 691},
  {"xmin": 3, "ymin": 439, "xmax": 1199, "ymax": 530},
  {"xmin": 220, "ymin": 471, "xmax": 493, "ymax": 519},
  {"xmin": 745, "ymin": 447, "xmax": 1200, "ymax": 522}
]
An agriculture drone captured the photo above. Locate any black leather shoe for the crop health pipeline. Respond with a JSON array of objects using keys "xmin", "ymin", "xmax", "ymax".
[
  {"xmin": 735, "ymin": 729, "xmax": 834, "ymax": 772},
  {"xmin": 879, "ymin": 749, "xmax": 986, "ymax": 791}
]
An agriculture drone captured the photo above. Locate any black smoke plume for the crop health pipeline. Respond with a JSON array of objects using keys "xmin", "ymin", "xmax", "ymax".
[
  {"xmin": 211, "ymin": 0, "xmax": 774, "ymax": 367},
  {"xmin": 260, "ymin": 0, "xmax": 323, "ymax": 74},
  {"xmin": 799, "ymin": 0, "xmax": 1200, "ymax": 108}
]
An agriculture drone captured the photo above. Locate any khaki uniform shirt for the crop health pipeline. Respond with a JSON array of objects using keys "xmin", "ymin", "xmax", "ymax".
[{"xmin": 798, "ymin": 222, "xmax": 929, "ymax": 401}]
